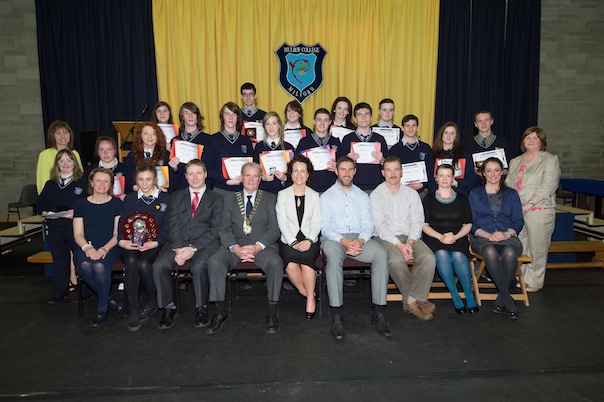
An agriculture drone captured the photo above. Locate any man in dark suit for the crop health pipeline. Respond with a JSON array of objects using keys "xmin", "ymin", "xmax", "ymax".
[
  {"xmin": 206, "ymin": 162, "xmax": 283, "ymax": 334},
  {"xmin": 152, "ymin": 159, "xmax": 223, "ymax": 330}
]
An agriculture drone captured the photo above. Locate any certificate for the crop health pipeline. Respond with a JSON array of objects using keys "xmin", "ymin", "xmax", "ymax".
[
  {"xmin": 283, "ymin": 129, "xmax": 307, "ymax": 149},
  {"xmin": 222, "ymin": 156, "xmax": 253, "ymax": 179},
  {"xmin": 156, "ymin": 166, "xmax": 170, "ymax": 188},
  {"xmin": 472, "ymin": 148, "xmax": 508, "ymax": 169},
  {"xmin": 259, "ymin": 151, "xmax": 292, "ymax": 175},
  {"xmin": 372, "ymin": 127, "xmax": 400, "ymax": 147},
  {"xmin": 113, "ymin": 175, "xmax": 125, "ymax": 196},
  {"xmin": 351, "ymin": 142, "xmax": 381, "ymax": 164},
  {"xmin": 329, "ymin": 126, "xmax": 354, "ymax": 141},
  {"xmin": 304, "ymin": 146, "xmax": 336, "ymax": 171},
  {"xmin": 158, "ymin": 124, "xmax": 178, "ymax": 150},
  {"xmin": 434, "ymin": 158, "xmax": 466, "ymax": 179},
  {"xmin": 401, "ymin": 161, "xmax": 428, "ymax": 184},
  {"xmin": 169, "ymin": 140, "xmax": 204, "ymax": 164},
  {"xmin": 243, "ymin": 121, "xmax": 265, "ymax": 142}
]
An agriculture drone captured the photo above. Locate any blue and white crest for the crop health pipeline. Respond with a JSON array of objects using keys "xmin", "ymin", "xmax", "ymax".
[{"xmin": 275, "ymin": 42, "xmax": 327, "ymax": 103}]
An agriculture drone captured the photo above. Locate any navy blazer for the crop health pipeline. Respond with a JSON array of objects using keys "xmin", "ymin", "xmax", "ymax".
[{"xmin": 469, "ymin": 186, "xmax": 524, "ymax": 235}]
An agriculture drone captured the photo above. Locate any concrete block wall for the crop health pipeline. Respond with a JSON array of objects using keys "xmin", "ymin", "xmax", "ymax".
[
  {"xmin": 540, "ymin": 0, "xmax": 604, "ymax": 179},
  {"xmin": 0, "ymin": 0, "xmax": 44, "ymax": 219},
  {"xmin": 0, "ymin": 0, "xmax": 603, "ymax": 218}
]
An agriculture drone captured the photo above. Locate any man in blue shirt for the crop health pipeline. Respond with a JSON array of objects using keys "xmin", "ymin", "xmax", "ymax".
[{"xmin": 320, "ymin": 156, "xmax": 391, "ymax": 340}]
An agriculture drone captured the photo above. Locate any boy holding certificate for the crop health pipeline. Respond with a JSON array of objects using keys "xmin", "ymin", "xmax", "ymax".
[
  {"xmin": 297, "ymin": 108, "xmax": 341, "ymax": 193},
  {"xmin": 339, "ymin": 102, "xmax": 388, "ymax": 192},
  {"xmin": 463, "ymin": 110, "xmax": 516, "ymax": 173},
  {"xmin": 371, "ymin": 99, "xmax": 401, "ymax": 150},
  {"xmin": 389, "ymin": 114, "xmax": 434, "ymax": 194}
]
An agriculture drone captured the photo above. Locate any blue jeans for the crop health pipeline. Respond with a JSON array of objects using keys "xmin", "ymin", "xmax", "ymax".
[{"xmin": 434, "ymin": 250, "xmax": 476, "ymax": 309}]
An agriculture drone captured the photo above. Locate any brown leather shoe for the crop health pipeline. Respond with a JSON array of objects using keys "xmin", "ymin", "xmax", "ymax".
[
  {"xmin": 418, "ymin": 301, "xmax": 436, "ymax": 314},
  {"xmin": 403, "ymin": 302, "xmax": 433, "ymax": 321}
]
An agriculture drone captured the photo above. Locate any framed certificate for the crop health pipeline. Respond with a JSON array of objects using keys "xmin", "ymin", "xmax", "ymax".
[{"xmin": 243, "ymin": 121, "xmax": 265, "ymax": 142}]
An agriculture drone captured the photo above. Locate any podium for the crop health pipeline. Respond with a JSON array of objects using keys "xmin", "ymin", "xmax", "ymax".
[{"xmin": 112, "ymin": 121, "xmax": 146, "ymax": 162}]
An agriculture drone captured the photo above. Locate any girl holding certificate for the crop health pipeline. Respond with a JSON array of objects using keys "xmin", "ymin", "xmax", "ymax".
[
  {"xmin": 276, "ymin": 154, "xmax": 321, "ymax": 319},
  {"xmin": 37, "ymin": 149, "xmax": 86, "ymax": 304},
  {"xmin": 469, "ymin": 157, "xmax": 524, "ymax": 320},
  {"xmin": 123, "ymin": 122, "xmax": 172, "ymax": 193},
  {"xmin": 83, "ymin": 136, "xmax": 125, "ymax": 198},
  {"xmin": 118, "ymin": 160, "xmax": 169, "ymax": 331},
  {"xmin": 36, "ymin": 120, "xmax": 83, "ymax": 194},
  {"xmin": 169, "ymin": 102, "xmax": 211, "ymax": 191},
  {"xmin": 253, "ymin": 112, "xmax": 294, "ymax": 194},
  {"xmin": 73, "ymin": 168, "xmax": 123, "ymax": 327},
  {"xmin": 429, "ymin": 122, "xmax": 477, "ymax": 195},
  {"xmin": 422, "ymin": 164, "xmax": 478, "ymax": 314}
]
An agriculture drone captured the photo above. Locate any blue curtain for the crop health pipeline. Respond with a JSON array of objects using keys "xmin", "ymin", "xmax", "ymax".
[
  {"xmin": 35, "ymin": 0, "xmax": 158, "ymax": 148},
  {"xmin": 434, "ymin": 0, "xmax": 541, "ymax": 152}
]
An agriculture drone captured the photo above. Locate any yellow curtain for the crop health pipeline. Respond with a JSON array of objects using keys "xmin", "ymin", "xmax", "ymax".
[{"xmin": 153, "ymin": 0, "xmax": 439, "ymax": 142}]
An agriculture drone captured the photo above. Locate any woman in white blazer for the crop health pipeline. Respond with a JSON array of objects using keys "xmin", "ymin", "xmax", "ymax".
[
  {"xmin": 505, "ymin": 127, "xmax": 560, "ymax": 292},
  {"xmin": 276, "ymin": 154, "xmax": 321, "ymax": 319}
]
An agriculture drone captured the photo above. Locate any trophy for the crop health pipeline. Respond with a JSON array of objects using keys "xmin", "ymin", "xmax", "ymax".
[{"xmin": 121, "ymin": 212, "xmax": 158, "ymax": 246}]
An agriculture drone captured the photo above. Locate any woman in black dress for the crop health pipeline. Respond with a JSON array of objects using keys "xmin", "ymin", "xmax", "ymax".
[
  {"xmin": 118, "ymin": 160, "xmax": 170, "ymax": 331},
  {"xmin": 38, "ymin": 149, "xmax": 86, "ymax": 303},
  {"xmin": 276, "ymin": 154, "xmax": 321, "ymax": 319},
  {"xmin": 73, "ymin": 168, "xmax": 123, "ymax": 327},
  {"xmin": 422, "ymin": 164, "xmax": 478, "ymax": 314}
]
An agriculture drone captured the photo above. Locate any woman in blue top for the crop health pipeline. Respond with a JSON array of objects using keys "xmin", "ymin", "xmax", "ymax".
[
  {"xmin": 118, "ymin": 160, "xmax": 170, "ymax": 331},
  {"xmin": 469, "ymin": 157, "xmax": 524, "ymax": 320},
  {"xmin": 73, "ymin": 168, "xmax": 123, "ymax": 327}
]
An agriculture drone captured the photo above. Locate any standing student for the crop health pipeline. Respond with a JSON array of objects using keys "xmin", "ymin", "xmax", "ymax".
[
  {"xmin": 36, "ymin": 120, "xmax": 83, "ymax": 194},
  {"xmin": 389, "ymin": 114, "xmax": 434, "ymax": 194},
  {"xmin": 339, "ymin": 102, "xmax": 387, "ymax": 193},
  {"xmin": 123, "ymin": 122, "xmax": 172, "ymax": 193},
  {"xmin": 38, "ymin": 149, "xmax": 86, "ymax": 304},
  {"xmin": 204, "ymin": 102, "xmax": 254, "ymax": 197},
  {"xmin": 253, "ymin": 112, "xmax": 294, "ymax": 194},
  {"xmin": 297, "ymin": 108, "xmax": 340, "ymax": 193},
  {"xmin": 168, "ymin": 102, "xmax": 211, "ymax": 191},
  {"xmin": 283, "ymin": 100, "xmax": 312, "ymax": 136},
  {"xmin": 240, "ymin": 83, "xmax": 266, "ymax": 122},
  {"xmin": 83, "ymin": 136, "xmax": 125, "ymax": 198},
  {"xmin": 151, "ymin": 101, "xmax": 174, "ymax": 125},
  {"xmin": 330, "ymin": 97, "xmax": 355, "ymax": 129}
]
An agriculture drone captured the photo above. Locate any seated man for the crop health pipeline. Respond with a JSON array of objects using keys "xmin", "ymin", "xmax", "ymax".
[
  {"xmin": 320, "ymin": 156, "xmax": 391, "ymax": 340},
  {"xmin": 370, "ymin": 156, "xmax": 437, "ymax": 321},
  {"xmin": 206, "ymin": 162, "xmax": 283, "ymax": 334},
  {"xmin": 152, "ymin": 159, "xmax": 224, "ymax": 329}
]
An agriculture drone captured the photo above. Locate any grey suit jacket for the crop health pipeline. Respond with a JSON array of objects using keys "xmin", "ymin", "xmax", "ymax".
[
  {"xmin": 166, "ymin": 187, "xmax": 224, "ymax": 251},
  {"xmin": 505, "ymin": 151, "xmax": 560, "ymax": 208},
  {"xmin": 219, "ymin": 190, "xmax": 280, "ymax": 249}
]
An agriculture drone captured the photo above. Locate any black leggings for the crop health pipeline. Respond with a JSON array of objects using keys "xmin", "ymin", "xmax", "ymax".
[
  {"xmin": 121, "ymin": 248, "xmax": 160, "ymax": 311},
  {"xmin": 482, "ymin": 244, "xmax": 519, "ymax": 312}
]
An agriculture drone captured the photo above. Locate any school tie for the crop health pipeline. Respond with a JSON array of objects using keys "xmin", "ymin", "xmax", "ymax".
[
  {"xmin": 271, "ymin": 142, "xmax": 276, "ymax": 148},
  {"xmin": 191, "ymin": 191, "xmax": 199, "ymax": 217},
  {"xmin": 60, "ymin": 177, "xmax": 66, "ymax": 186},
  {"xmin": 247, "ymin": 110, "xmax": 252, "ymax": 117},
  {"xmin": 481, "ymin": 139, "xmax": 487, "ymax": 147},
  {"xmin": 145, "ymin": 151, "xmax": 152, "ymax": 158},
  {"xmin": 246, "ymin": 195, "xmax": 253, "ymax": 217}
]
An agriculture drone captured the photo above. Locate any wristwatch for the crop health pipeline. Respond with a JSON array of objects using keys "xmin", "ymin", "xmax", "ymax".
[{"xmin": 507, "ymin": 229, "xmax": 516, "ymax": 238}]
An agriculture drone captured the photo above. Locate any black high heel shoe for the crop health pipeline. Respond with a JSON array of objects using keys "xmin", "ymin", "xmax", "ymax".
[
  {"xmin": 468, "ymin": 306, "xmax": 480, "ymax": 314},
  {"xmin": 455, "ymin": 306, "xmax": 467, "ymax": 315},
  {"xmin": 306, "ymin": 311, "xmax": 315, "ymax": 320}
]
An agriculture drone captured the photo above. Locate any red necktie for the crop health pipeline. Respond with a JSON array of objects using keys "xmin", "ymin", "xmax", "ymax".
[{"xmin": 191, "ymin": 191, "xmax": 199, "ymax": 216}]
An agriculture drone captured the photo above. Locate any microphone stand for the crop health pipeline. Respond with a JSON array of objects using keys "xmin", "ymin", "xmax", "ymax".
[{"xmin": 121, "ymin": 104, "xmax": 148, "ymax": 149}]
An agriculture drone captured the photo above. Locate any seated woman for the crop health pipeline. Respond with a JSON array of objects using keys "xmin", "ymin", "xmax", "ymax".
[
  {"xmin": 118, "ymin": 160, "xmax": 169, "ymax": 331},
  {"xmin": 83, "ymin": 136, "xmax": 125, "ymax": 197},
  {"xmin": 123, "ymin": 122, "xmax": 172, "ymax": 193},
  {"xmin": 276, "ymin": 154, "xmax": 321, "ymax": 319},
  {"xmin": 38, "ymin": 149, "xmax": 86, "ymax": 303},
  {"xmin": 422, "ymin": 164, "xmax": 478, "ymax": 314},
  {"xmin": 253, "ymin": 112, "xmax": 294, "ymax": 194},
  {"xmin": 469, "ymin": 157, "xmax": 524, "ymax": 320},
  {"xmin": 36, "ymin": 120, "xmax": 83, "ymax": 194},
  {"xmin": 73, "ymin": 168, "xmax": 123, "ymax": 327}
]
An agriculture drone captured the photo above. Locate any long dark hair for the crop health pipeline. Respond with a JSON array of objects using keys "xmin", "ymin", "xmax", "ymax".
[
  {"xmin": 479, "ymin": 157, "xmax": 507, "ymax": 194},
  {"xmin": 432, "ymin": 121, "xmax": 464, "ymax": 166}
]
